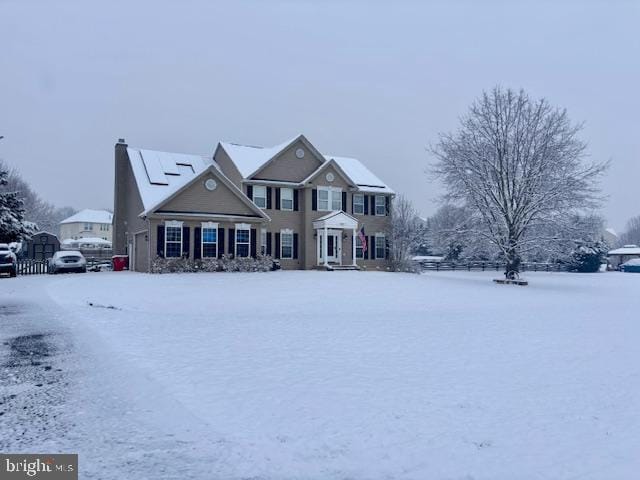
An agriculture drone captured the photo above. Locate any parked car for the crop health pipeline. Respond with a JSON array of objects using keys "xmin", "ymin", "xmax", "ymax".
[
  {"xmin": 621, "ymin": 258, "xmax": 640, "ymax": 273},
  {"xmin": 48, "ymin": 250, "xmax": 87, "ymax": 274},
  {"xmin": 0, "ymin": 243, "xmax": 18, "ymax": 277}
]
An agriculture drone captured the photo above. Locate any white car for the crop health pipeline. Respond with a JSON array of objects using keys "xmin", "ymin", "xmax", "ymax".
[
  {"xmin": 0, "ymin": 243, "xmax": 18, "ymax": 277},
  {"xmin": 48, "ymin": 250, "xmax": 87, "ymax": 274}
]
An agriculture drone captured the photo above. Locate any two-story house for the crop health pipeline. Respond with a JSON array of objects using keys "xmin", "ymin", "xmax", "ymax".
[
  {"xmin": 59, "ymin": 209, "xmax": 113, "ymax": 242},
  {"xmin": 113, "ymin": 134, "xmax": 393, "ymax": 271}
]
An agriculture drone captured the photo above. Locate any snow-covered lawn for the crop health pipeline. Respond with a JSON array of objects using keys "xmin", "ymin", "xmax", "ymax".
[{"xmin": 7, "ymin": 271, "xmax": 640, "ymax": 478}]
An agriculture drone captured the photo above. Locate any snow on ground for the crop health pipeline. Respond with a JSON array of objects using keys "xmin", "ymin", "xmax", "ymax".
[{"xmin": 2, "ymin": 270, "xmax": 640, "ymax": 479}]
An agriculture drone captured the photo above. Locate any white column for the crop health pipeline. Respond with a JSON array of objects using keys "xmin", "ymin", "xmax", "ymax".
[
  {"xmin": 323, "ymin": 226, "xmax": 329, "ymax": 267},
  {"xmin": 352, "ymin": 228, "xmax": 357, "ymax": 266}
]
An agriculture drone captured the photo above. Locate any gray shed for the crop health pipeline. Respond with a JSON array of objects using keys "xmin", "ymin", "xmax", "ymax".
[{"xmin": 26, "ymin": 231, "xmax": 61, "ymax": 260}]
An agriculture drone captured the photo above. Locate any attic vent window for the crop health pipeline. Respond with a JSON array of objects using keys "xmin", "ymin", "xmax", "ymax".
[
  {"xmin": 204, "ymin": 178, "xmax": 217, "ymax": 191},
  {"xmin": 295, "ymin": 148, "xmax": 305, "ymax": 159},
  {"xmin": 326, "ymin": 172, "xmax": 335, "ymax": 182}
]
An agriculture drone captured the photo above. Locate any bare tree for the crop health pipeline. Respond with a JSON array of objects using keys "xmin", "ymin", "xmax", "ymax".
[
  {"xmin": 387, "ymin": 194, "xmax": 426, "ymax": 269},
  {"xmin": 431, "ymin": 87, "xmax": 608, "ymax": 277},
  {"xmin": 0, "ymin": 160, "xmax": 77, "ymax": 234},
  {"xmin": 619, "ymin": 215, "xmax": 640, "ymax": 246}
]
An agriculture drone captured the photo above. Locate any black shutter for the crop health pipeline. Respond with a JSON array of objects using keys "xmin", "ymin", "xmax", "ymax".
[
  {"xmin": 351, "ymin": 194, "xmax": 354, "ymax": 214},
  {"xmin": 182, "ymin": 227, "xmax": 190, "ymax": 258},
  {"xmin": 247, "ymin": 185, "xmax": 253, "ymax": 200},
  {"xmin": 266, "ymin": 187, "xmax": 272, "ymax": 209},
  {"xmin": 218, "ymin": 228, "xmax": 225, "ymax": 258},
  {"xmin": 156, "ymin": 225, "xmax": 165, "ymax": 258},
  {"xmin": 293, "ymin": 233, "xmax": 299, "ymax": 259},
  {"xmin": 250, "ymin": 228, "xmax": 257, "ymax": 257},
  {"xmin": 370, "ymin": 196, "xmax": 375, "ymax": 216},
  {"xmin": 293, "ymin": 190, "xmax": 299, "ymax": 211},
  {"xmin": 312, "ymin": 189, "xmax": 317, "ymax": 211},
  {"xmin": 228, "ymin": 229, "xmax": 235, "ymax": 256},
  {"xmin": 266, "ymin": 232, "xmax": 272, "ymax": 255},
  {"xmin": 364, "ymin": 195, "xmax": 369, "ymax": 215},
  {"xmin": 342, "ymin": 191, "xmax": 347, "ymax": 212},
  {"xmin": 275, "ymin": 188, "xmax": 281, "ymax": 210},
  {"xmin": 370, "ymin": 236, "xmax": 376, "ymax": 259},
  {"xmin": 194, "ymin": 227, "xmax": 201, "ymax": 260},
  {"xmin": 385, "ymin": 196, "xmax": 390, "ymax": 216},
  {"xmin": 385, "ymin": 238, "xmax": 390, "ymax": 259},
  {"xmin": 275, "ymin": 233, "xmax": 281, "ymax": 259}
]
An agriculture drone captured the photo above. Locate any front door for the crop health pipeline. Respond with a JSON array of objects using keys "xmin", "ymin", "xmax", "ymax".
[{"xmin": 317, "ymin": 231, "xmax": 342, "ymax": 265}]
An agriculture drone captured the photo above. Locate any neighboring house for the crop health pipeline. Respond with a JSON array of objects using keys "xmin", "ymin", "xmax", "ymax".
[
  {"xmin": 24, "ymin": 231, "xmax": 60, "ymax": 260},
  {"xmin": 113, "ymin": 134, "xmax": 394, "ymax": 272},
  {"xmin": 59, "ymin": 209, "xmax": 113, "ymax": 242},
  {"xmin": 607, "ymin": 244, "xmax": 640, "ymax": 269}
]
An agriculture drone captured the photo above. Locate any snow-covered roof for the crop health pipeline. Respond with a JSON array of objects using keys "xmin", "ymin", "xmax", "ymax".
[
  {"xmin": 62, "ymin": 237, "xmax": 112, "ymax": 246},
  {"xmin": 605, "ymin": 227, "xmax": 618, "ymax": 238},
  {"xmin": 324, "ymin": 155, "xmax": 394, "ymax": 194},
  {"xmin": 218, "ymin": 136, "xmax": 393, "ymax": 194},
  {"xmin": 218, "ymin": 136, "xmax": 299, "ymax": 178},
  {"xmin": 127, "ymin": 147, "xmax": 214, "ymax": 215},
  {"xmin": 60, "ymin": 209, "xmax": 113, "ymax": 225},
  {"xmin": 622, "ymin": 258, "xmax": 640, "ymax": 267},
  {"xmin": 608, "ymin": 245, "xmax": 640, "ymax": 255}
]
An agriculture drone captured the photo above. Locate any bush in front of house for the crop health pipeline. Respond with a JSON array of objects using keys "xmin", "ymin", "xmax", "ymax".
[{"xmin": 151, "ymin": 254, "xmax": 274, "ymax": 274}]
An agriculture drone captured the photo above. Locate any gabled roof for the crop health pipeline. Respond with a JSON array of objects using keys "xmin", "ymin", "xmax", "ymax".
[
  {"xmin": 148, "ymin": 164, "xmax": 270, "ymax": 221},
  {"xmin": 312, "ymin": 210, "xmax": 358, "ymax": 229},
  {"xmin": 300, "ymin": 158, "xmax": 356, "ymax": 186},
  {"xmin": 60, "ymin": 209, "xmax": 113, "ymax": 225},
  {"xmin": 324, "ymin": 155, "xmax": 394, "ymax": 194},
  {"xmin": 126, "ymin": 145, "xmax": 269, "ymax": 220},
  {"xmin": 217, "ymin": 135, "xmax": 394, "ymax": 193},
  {"xmin": 127, "ymin": 147, "xmax": 213, "ymax": 216}
]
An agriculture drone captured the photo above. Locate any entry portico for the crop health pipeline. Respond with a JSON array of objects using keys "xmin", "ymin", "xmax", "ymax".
[{"xmin": 312, "ymin": 211, "xmax": 358, "ymax": 268}]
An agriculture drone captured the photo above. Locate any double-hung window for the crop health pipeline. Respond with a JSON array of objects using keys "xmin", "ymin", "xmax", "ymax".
[
  {"xmin": 201, "ymin": 222, "xmax": 218, "ymax": 258},
  {"xmin": 375, "ymin": 195, "xmax": 386, "ymax": 216},
  {"xmin": 281, "ymin": 230, "xmax": 293, "ymax": 259},
  {"xmin": 260, "ymin": 228, "xmax": 267, "ymax": 255},
  {"xmin": 375, "ymin": 234, "xmax": 386, "ymax": 260},
  {"xmin": 353, "ymin": 194, "xmax": 365, "ymax": 215},
  {"xmin": 235, "ymin": 224, "xmax": 250, "ymax": 258},
  {"xmin": 253, "ymin": 185, "xmax": 267, "ymax": 209},
  {"xmin": 281, "ymin": 188, "xmax": 294, "ymax": 211},
  {"xmin": 356, "ymin": 236, "xmax": 364, "ymax": 259},
  {"xmin": 165, "ymin": 221, "xmax": 183, "ymax": 258},
  {"xmin": 84, "ymin": 222, "xmax": 92, "ymax": 231},
  {"xmin": 318, "ymin": 187, "xmax": 342, "ymax": 211}
]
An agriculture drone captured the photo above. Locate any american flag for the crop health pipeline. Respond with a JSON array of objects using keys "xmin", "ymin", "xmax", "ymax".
[{"xmin": 358, "ymin": 226, "xmax": 367, "ymax": 253}]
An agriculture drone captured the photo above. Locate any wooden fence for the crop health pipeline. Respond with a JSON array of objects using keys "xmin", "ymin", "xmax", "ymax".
[
  {"xmin": 417, "ymin": 260, "xmax": 569, "ymax": 273},
  {"xmin": 16, "ymin": 257, "xmax": 112, "ymax": 276}
]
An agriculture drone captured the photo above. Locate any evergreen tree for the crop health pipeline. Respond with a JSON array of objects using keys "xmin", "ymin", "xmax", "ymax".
[{"xmin": 0, "ymin": 168, "xmax": 30, "ymax": 242}]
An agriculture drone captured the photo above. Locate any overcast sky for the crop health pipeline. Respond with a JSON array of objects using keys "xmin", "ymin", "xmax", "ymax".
[{"xmin": 1, "ymin": 0, "xmax": 638, "ymax": 231}]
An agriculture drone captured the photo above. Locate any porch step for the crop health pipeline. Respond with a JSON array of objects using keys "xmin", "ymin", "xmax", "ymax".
[{"xmin": 327, "ymin": 265, "xmax": 360, "ymax": 271}]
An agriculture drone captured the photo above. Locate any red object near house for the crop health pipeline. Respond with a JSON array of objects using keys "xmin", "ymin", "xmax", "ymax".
[{"xmin": 112, "ymin": 255, "xmax": 129, "ymax": 271}]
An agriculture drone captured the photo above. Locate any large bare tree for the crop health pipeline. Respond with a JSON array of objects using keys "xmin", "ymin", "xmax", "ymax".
[
  {"xmin": 387, "ymin": 194, "xmax": 426, "ymax": 269},
  {"xmin": 432, "ymin": 87, "xmax": 607, "ymax": 276},
  {"xmin": 619, "ymin": 215, "xmax": 640, "ymax": 246}
]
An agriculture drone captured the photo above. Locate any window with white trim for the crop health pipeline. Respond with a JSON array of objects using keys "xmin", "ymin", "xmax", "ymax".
[
  {"xmin": 356, "ymin": 235, "xmax": 364, "ymax": 259},
  {"xmin": 375, "ymin": 234, "xmax": 386, "ymax": 260},
  {"xmin": 165, "ymin": 221, "xmax": 183, "ymax": 258},
  {"xmin": 353, "ymin": 193, "xmax": 365, "ymax": 215},
  {"xmin": 260, "ymin": 228, "xmax": 267, "ymax": 255},
  {"xmin": 281, "ymin": 229, "xmax": 293, "ymax": 259},
  {"xmin": 375, "ymin": 195, "xmax": 386, "ymax": 216},
  {"xmin": 201, "ymin": 222, "xmax": 218, "ymax": 258},
  {"xmin": 281, "ymin": 187, "xmax": 294, "ymax": 211},
  {"xmin": 253, "ymin": 185, "xmax": 267, "ymax": 209},
  {"xmin": 84, "ymin": 222, "xmax": 93, "ymax": 231},
  {"xmin": 235, "ymin": 224, "xmax": 250, "ymax": 258},
  {"xmin": 317, "ymin": 186, "xmax": 342, "ymax": 211}
]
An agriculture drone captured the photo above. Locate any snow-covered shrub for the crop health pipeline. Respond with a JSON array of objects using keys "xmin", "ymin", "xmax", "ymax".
[
  {"xmin": 566, "ymin": 241, "xmax": 607, "ymax": 273},
  {"xmin": 151, "ymin": 255, "xmax": 273, "ymax": 274}
]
